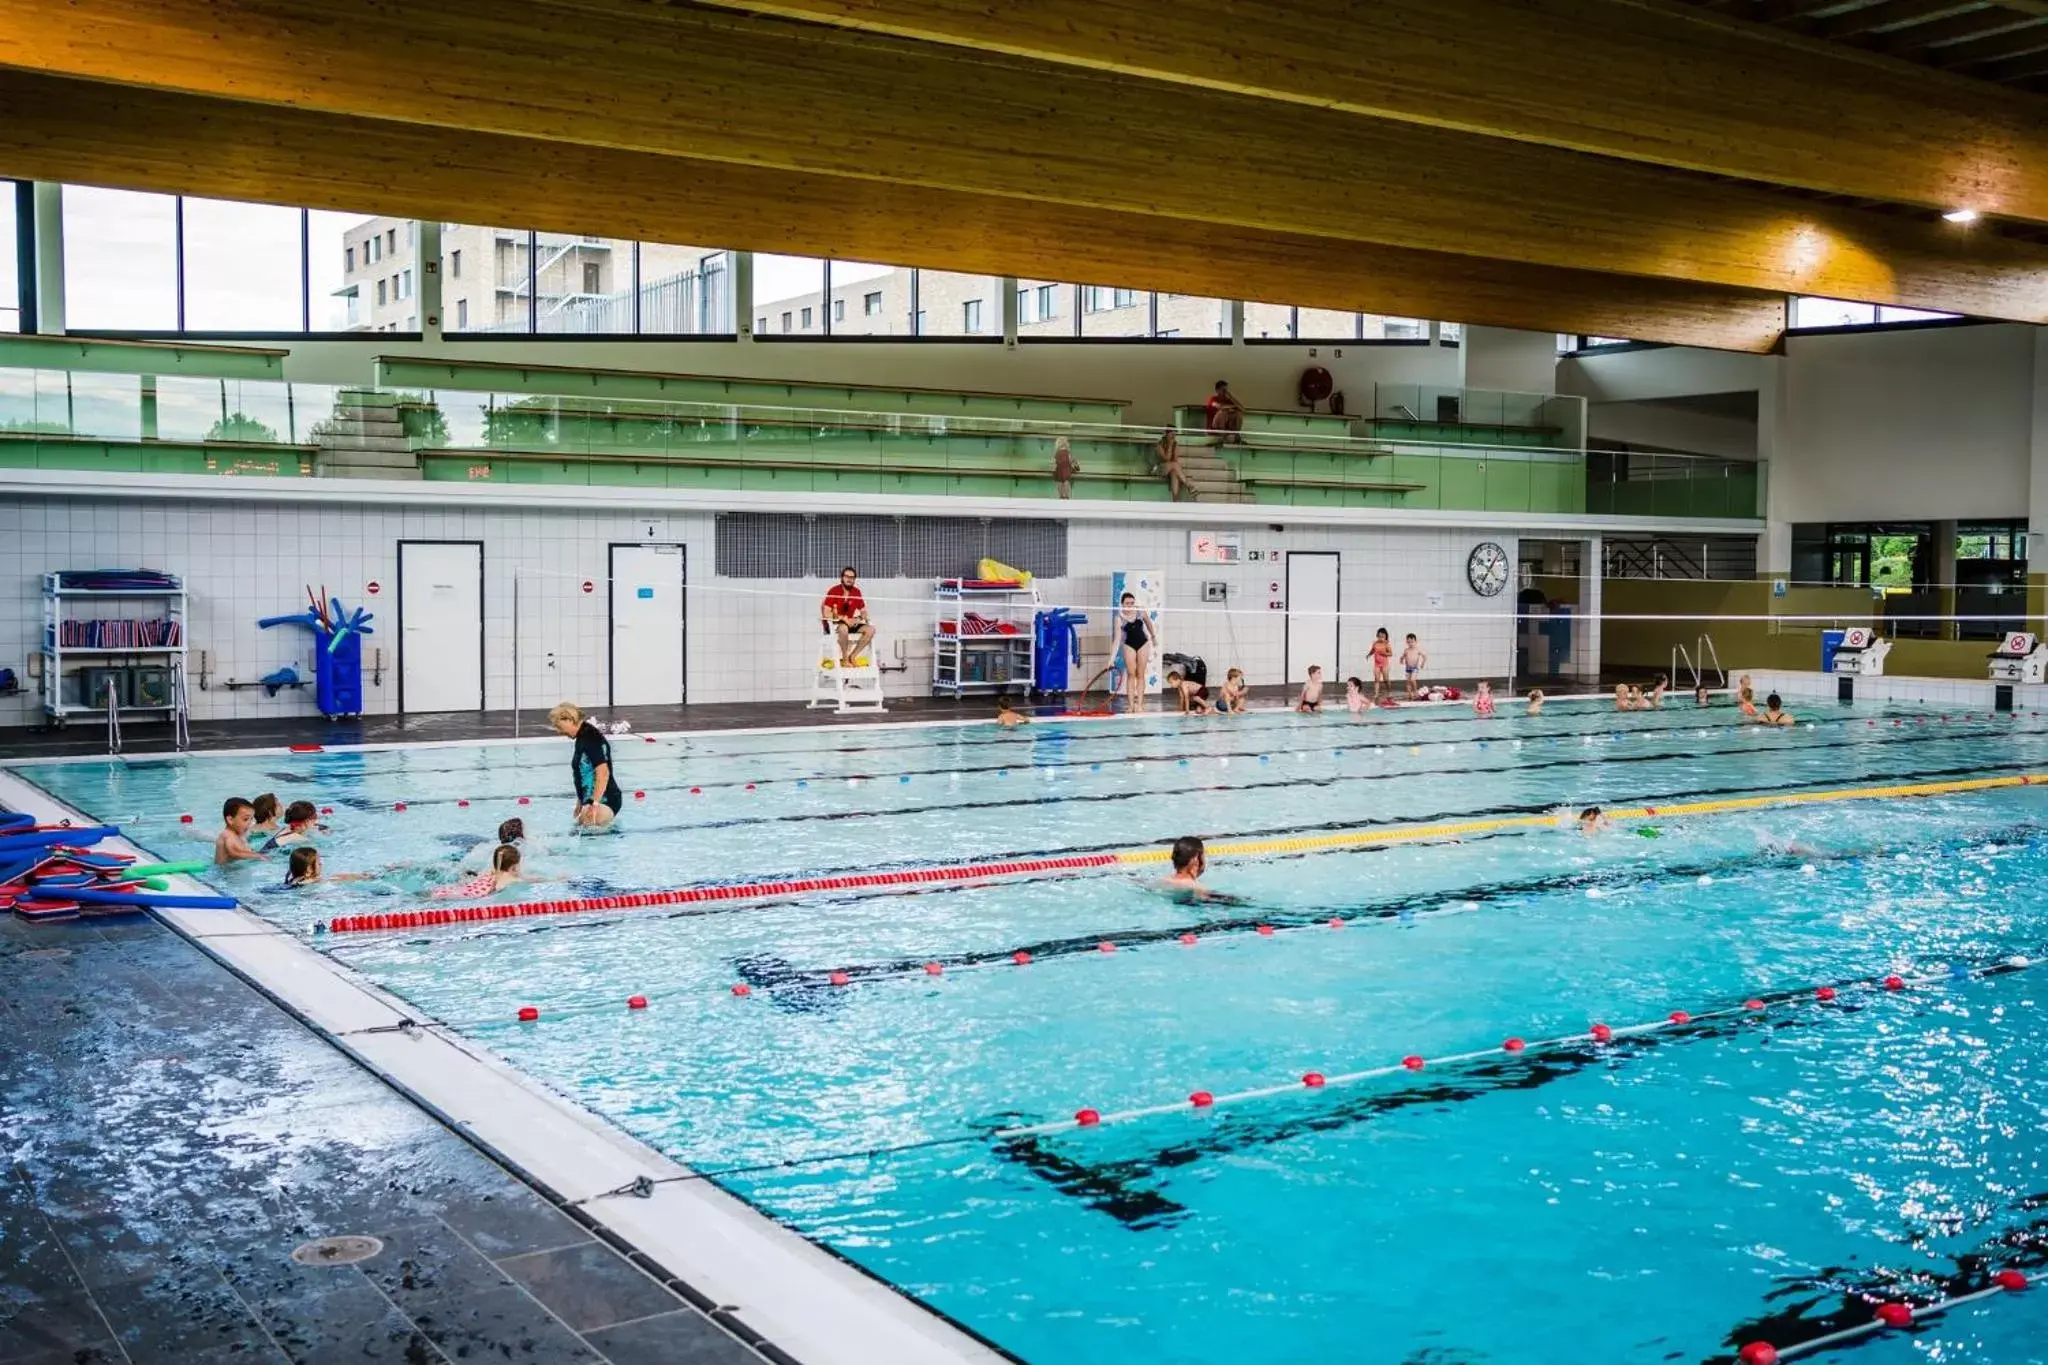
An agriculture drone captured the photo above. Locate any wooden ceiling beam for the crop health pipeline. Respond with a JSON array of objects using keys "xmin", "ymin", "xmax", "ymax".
[
  {"xmin": 1976, "ymin": 45, "xmax": 2048, "ymax": 74},
  {"xmin": 1876, "ymin": 10, "xmax": 2032, "ymax": 49},
  {"xmin": 626, "ymin": 0, "xmax": 2048, "ymax": 223},
  {"xmin": 0, "ymin": 0, "xmax": 2041, "ymax": 320},
  {"xmin": 1928, "ymin": 20, "xmax": 2048, "ymax": 62},
  {"xmin": 1814, "ymin": 1, "xmax": 1985, "ymax": 40},
  {"xmin": 0, "ymin": 69, "xmax": 1789, "ymax": 352}
]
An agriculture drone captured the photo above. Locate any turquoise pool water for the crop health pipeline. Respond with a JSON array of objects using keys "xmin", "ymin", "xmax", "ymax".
[{"xmin": 15, "ymin": 699, "xmax": 2048, "ymax": 1364}]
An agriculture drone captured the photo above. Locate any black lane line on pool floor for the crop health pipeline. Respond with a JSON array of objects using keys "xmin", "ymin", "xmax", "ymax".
[
  {"xmin": 1710, "ymin": 1202, "xmax": 2048, "ymax": 1364},
  {"xmin": 271, "ymin": 708, "xmax": 2002, "ymax": 811},
  {"xmin": 413, "ymin": 825, "xmax": 2042, "ymax": 1032},
  {"xmin": 614, "ymin": 955, "xmax": 2042, "ymax": 1230},
  {"xmin": 982, "ymin": 955, "xmax": 2043, "ymax": 1231},
  {"xmin": 714, "ymin": 827, "xmax": 2046, "ymax": 996}
]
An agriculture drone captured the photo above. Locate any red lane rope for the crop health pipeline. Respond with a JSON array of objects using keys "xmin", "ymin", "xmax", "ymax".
[{"xmin": 323, "ymin": 852, "xmax": 1121, "ymax": 933}]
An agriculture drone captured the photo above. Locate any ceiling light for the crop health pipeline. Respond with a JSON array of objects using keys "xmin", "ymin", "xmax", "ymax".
[{"xmin": 1942, "ymin": 208, "xmax": 1980, "ymax": 224}]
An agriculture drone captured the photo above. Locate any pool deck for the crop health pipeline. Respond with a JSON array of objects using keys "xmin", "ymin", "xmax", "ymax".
[{"xmin": 0, "ymin": 906, "xmax": 773, "ymax": 1365}]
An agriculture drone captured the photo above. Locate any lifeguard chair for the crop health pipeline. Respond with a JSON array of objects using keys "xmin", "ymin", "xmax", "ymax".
[{"xmin": 809, "ymin": 644, "xmax": 886, "ymax": 714}]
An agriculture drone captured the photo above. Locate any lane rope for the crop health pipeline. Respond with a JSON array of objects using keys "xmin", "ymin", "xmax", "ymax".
[{"xmin": 321, "ymin": 771, "xmax": 2048, "ymax": 933}]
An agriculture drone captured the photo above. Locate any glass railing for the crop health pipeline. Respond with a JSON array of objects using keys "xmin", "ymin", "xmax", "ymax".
[
  {"xmin": 1584, "ymin": 451, "xmax": 1763, "ymax": 520},
  {"xmin": 1370, "ymin": 383, "xmax": 1578, "ymax": 431},
  {"xmin": 0, "ymin": 364, "xmax": 1760, "ymax": 519}
]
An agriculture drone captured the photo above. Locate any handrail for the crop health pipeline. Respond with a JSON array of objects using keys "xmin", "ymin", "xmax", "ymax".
[
  {"xmin": 1672, "ymin": 642, "xmax": 1699, "ymax": 690},
  {"xmin": 103, "ymin": 676, "xmax": 121, "ymax": 756},
  {"xmin": 1700, "ymin": 634, "xmax": 1727, "ymax": 688},
  {"xmin": 172, "ymin": 659, "xmax": 191, "ymax": 752}
]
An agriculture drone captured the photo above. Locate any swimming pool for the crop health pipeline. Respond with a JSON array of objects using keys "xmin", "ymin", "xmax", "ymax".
[{"xmin": 15, "ymin": 699, "xmax": 2048, "ymax": 1364}]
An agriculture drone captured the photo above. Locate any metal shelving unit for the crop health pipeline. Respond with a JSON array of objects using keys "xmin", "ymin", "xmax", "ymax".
[
  {"xmin": 931, "ymin": 578, "xmax": 1037, "ymax": 697},
  {"xmin": 40, "ymin": 573, "xmax": 188, "ymax": 727}
]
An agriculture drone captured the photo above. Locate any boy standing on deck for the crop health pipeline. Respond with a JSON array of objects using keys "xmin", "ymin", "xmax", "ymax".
[
  {"xmin": 215, "ymin": 798, "xmax": 264, "ymax": 865},
  {"xmin": 1400, "ymin": 634, "xmax": 1427, "ymax": 699},
  {"xmin": 1297, "ymin": 665, "xmax": 1324, "ymax": 712}
]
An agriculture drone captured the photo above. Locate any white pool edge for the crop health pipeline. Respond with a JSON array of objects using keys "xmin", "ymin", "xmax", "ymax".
[{"xmin": 0, "ymin": 768, "xmax": 1012, "ymax": 1365}]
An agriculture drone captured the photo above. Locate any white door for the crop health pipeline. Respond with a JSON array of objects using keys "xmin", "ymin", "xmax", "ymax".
[
  {"xmin": 1285, "ymin": 552, "xmax": 1340, "ymax": 686},
  {"xmin": 399, "ymin": 541, "xmax": 483, "ymax": 712},
  {"xmin": 610, "ymin": 543, "xmax": 686, "ymax": 706}
]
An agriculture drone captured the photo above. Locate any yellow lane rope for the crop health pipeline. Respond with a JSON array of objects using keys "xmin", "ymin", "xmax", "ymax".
[{"xmin": 1110, "ymin": 773, "xmax": 2048, "ymax": 865}]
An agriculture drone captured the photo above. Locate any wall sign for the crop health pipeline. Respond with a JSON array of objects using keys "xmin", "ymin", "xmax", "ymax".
[
  {"xmin": 1188, "ymin": 531, "xmax": 1244, "ymax": 565},
  {"xmin": 581, "ymin": 580, "xmax": 596, "ymax": 595},
  {"xmin": 365, "ymin": 580, "xmax": 381, "ymax": 596}
]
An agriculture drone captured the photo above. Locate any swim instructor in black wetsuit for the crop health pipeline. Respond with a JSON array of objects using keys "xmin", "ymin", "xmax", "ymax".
[{"xmin": 548, "ymin": 701, "xmax": 622, "ymax": 828}]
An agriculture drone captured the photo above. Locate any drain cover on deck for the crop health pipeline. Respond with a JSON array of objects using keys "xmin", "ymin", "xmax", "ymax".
[{"xmin": 291, "ymin": 1235, "xmax": 384, "ymax": 1266}]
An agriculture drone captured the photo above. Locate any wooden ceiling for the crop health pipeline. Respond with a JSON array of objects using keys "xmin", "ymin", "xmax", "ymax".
[{"xmin": 0, "ymin": 0, "xmax": 2045, "ymax": 351}]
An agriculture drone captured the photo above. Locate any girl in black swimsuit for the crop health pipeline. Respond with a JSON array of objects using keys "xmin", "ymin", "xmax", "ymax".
[{"xmin": 1117, "ymin": 592, "xmax": 1154, "ymax": 713}]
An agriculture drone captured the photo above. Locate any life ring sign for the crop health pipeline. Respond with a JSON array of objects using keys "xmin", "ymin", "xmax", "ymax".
[{"xmin": 1841, "ymin": 627, "xmax": 1872, "ymax": 649}]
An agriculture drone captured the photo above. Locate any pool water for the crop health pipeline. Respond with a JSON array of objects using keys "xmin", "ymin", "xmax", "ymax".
[{"xmin": 16, "ymin": 699, "xmax": 2048, "ymax": 1364}]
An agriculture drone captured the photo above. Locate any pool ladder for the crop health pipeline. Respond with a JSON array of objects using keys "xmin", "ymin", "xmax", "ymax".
[{"xmin": 1671, "ymin": 634, "xmax": 1728, "ymax": 691}]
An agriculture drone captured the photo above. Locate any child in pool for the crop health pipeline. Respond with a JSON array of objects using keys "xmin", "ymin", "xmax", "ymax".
[
  {"xmin": 1473, "ymin": 681, "xmax": 1495, "ymax": 717},
  {"xmin": 1576, "ymin": 806, "xmax": 1609, "ymax": 835},
  {"xmin": 1297, "ymin": 664, "xmax": 1324, "ymax": 713},
  {"xmin": 1216, "ymin": 668, "xmax": 1248, "ymax": 714},
  {"xmin": 1739, "ymin": 684, "xmax": 1759, "ymax": 719},
  {"xmin": 1695, "ymin": 685, "xmax": 1712, "ymax": 707},
  {"xmin": 262, "ymin": 800, "xmax": 321, "ymax": 853},
  {"xmin": 431, "ymin": 844, "xmax": 523, "ymax": 900},
  {"xmin": 283, "ymin": 847, "xmax": 371, "ymax": 887},
  {"xmin": 1649, "ymin": 675, "xmax": 1668, "ymax": 708},
  {"xmin": 1627, "ymin": 684, "xmax": 1648, "ymax": 710},
  {"xmin": 1158, "ymin": 835, "xmax": 1243, "ymax": 904},
  {"xmin": 215, "ymin": 798, "xmax": 264, "ymax": 866},
  {"xmin": 1613, "ymin": 683, "xmax": 1632, "ymax": 712},
  {"xmin": 1526, "ymin": 688, "xmax": 1546, "ymax": 717},
  {"xmin": 1370, "ymin": 628, "xmax": 1393, "ymax": 701},
  {"xmin": 1166, "ymin": 670, "xmax": 1214, "ymax": 715},
  {"xmin": 250, "ymin": 793, "xmax": 281, "ymax": 839},
  {"xmin": 466, "ymin": 817, "xmax": 541, "ymax": 870},
  {"xmin": 1345, "ymin": 677, "xmax": 1366, "ymax": 715},
  {"xmin": 996, "ymin": 697, "xmax": 1029, "ymax": 727}
]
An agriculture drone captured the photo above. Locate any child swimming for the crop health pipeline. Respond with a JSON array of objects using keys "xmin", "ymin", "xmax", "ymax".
[
  {"xmin": 283, "ymin": 847, "xmax": 371, "ymax": 888},
  {"xmin": 250, "ymin": 793, "xmax": 281, "ymax": 838},
  {"xmin": 1345, "ymin": 677, "xmax": 1366, "ymax": 715},
  {"xmin": 1526, "ymin": 688, "xmax": 1546, "ymax": 717},
  {"xmin": 1158, "ymin": 835, "xmax": 1243, "ymax": 904},
  {"xmin": 261, "ymin": 800, "xmax": 320, "ymax": 853},
  {"xmin": 996, "ymin": 696, "xmax": 1029, "ymax": 727},
  {"xmin": 431, "ymin": 844, "xmax": 524, "ymax": 900},
  {"xmin": 1576, "ymin": 806, "xmax": 1609, "ymax": 835}
]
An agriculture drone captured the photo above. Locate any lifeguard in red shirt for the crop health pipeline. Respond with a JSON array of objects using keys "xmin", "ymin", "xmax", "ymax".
[{"xmin": 821, "ymin": 565, "xmax": 875, "ymax": 666}]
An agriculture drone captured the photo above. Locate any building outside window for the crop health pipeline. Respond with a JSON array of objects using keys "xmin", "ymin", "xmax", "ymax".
[
  {"xmin": 834, "ymin": 298, "xmax": 845, "ymax": 322},
  {"xmin": 450, "ymin": 249, "xmax": 461, "ymax": 279},
  {"xmin": 781, "ymin": 311, "xmax": 792, "ymax": 332},
  {"xmin": 864, "ymin": 291, "xmax": 882, "ymax": 315},
  {"xmin": 801, "ymin": 305, "xmax": 813, "ymax": 329},
  {"xmin": 457, "ymin": 299, "xmax": 468, "ymax": 328},
  {"xmin": 376, "ymin": 279, "xmax": 386, "ymax": 306},
  {"xmin": 962, "ymin": 299, "xmax": 982, "ymax": 333},
  {"xmin": 345, "ymin": 246, "xmax": 354, "ymax": 272}
]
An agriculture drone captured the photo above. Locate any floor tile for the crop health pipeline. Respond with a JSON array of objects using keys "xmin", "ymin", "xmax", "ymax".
[
  {"xmin": 581, "ymin": 1310, "xmax": 766, "ymax": 1365},
  {"xmin": 494, "ymin": 1242, "xmax": 683, "ymax": 1333}
]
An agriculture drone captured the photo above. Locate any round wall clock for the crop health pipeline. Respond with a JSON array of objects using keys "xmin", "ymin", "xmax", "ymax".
[{"xmin": 1467, "ymin": 541, "xmax": 1510, "ymax": 597}]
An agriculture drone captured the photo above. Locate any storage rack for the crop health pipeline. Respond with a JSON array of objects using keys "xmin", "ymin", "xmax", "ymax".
[
  {"xmin": 40, "ymin": 572, "xmax": 189, "ymax": 727},
  {"xmin": 931, "ymin": 578, "xmax": 1038, "ymax": 697}
]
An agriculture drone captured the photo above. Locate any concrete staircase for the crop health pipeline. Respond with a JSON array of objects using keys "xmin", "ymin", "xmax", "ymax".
[
  {"xmin": 1176, "ymin": 444, "xmax": 1254, "ymax": 503},
  {"xmin": 313, "ymin": 391, "xmax": 421, "ymax": 480}
]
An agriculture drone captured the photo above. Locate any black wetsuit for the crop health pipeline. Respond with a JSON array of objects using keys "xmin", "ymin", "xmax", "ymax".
[{"xmin": 573, "ymin": 721, "xmax": 624, "ymax": 813}]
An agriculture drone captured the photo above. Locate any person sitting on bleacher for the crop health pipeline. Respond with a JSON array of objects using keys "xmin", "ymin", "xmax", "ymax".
[
  {"xmin": 821, "ymin": 565, "xmax": 875, "ymax": 667},
  {"xmin": 1204, "ymin": 380, "xmax": 1246, "ymax": 443}
]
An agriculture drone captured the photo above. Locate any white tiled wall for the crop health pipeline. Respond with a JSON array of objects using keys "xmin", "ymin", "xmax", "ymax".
[{"xmin": 0, "ymin": 497, "xmax": 1523, "ymax": 724}]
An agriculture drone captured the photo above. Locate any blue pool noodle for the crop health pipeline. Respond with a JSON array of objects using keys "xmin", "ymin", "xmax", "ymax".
[{"xmin": 57, "ymin": 886, "xmax": 238, "ymax": 911}]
